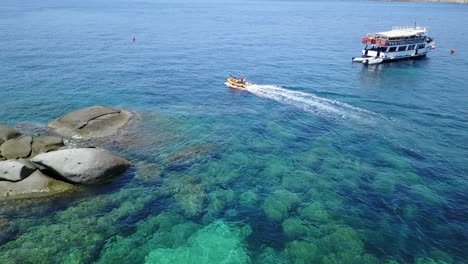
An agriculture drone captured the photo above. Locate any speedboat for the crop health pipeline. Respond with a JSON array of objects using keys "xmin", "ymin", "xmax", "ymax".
[{"xmin": 225, "ymin": 77, "xmax": 252, "ymax": 89}]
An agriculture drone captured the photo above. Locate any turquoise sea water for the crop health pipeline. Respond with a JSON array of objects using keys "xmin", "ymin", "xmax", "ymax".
[{"xmin": 1, "ymin": 0, "xmax": 468, "ymax": 263}]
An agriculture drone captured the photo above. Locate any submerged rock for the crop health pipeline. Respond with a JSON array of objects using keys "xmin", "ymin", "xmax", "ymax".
[
  {"xmin": 31, "ymin": 148, "xmax": 131, "ymax": 184},
  {"xmin": 144, "ymin": 221, "xmax": 251, "ymax": 264},
  {"xmin": 0, "ymin": 124, "xmax": 21, "ymax": 145},
  {"xmin": 165, "ymin": 143, "xmax": 216, "ymax": 169},
  {"xmin": 282, "ymin": 217, "xmax": 317, "ymax": 240},
  {"xmin": 174, "ymin": 182, "xmax": 205, "ymax": 217},
  {"xmin": 31, "ymin": 135, "xmax": 64, "ymax": 157},
  {"xmin": 299, "ymin": 202, "xmax": 329, "ymax": 222},
  {"xmin": 48, "ymin": 106, "xmax": 132, "ymax": 139},
  {"xmin": 257, "ymin": 247, "xmax": 286, "ymax": 264},
  {"xmin": 262, "ymin": 190, "xmax": 300, "ymax": 221},
  {"xmin": 285, "ymin": 240, "xmax": 318, "ymax": 264},
  {"xmin": 239, "ymin": 190, "xmax": 259, "ymax": 207},
  {"xmin": 0, "ymin": 160, "xmax": 36, "ymax": 182},
  {"xmin": 0, "ymin": 136, "xmax": 32, "ymax": 159},
  {"xmin": 135, "ymin": 162, "xmax": 162, "ymax": 182},
  {"xmin": 0, "ymin": 170, "xmax": 76, "ymax": 199},
  {"xmin": 95, "ymin": 214, "xmax": 198, "ymax": 264},
  {"xmin": 0, "ymin": 217, "xmax": 18, "ymax": 245}
]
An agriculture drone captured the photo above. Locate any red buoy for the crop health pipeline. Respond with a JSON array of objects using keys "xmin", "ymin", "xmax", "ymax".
[
  {"xmin": 132, "ymin": 37, "xmax": 136, "ymax": 42},
  {"xmin": 451, "ymin": 49, "xmax": 455, "ymax": 54}
]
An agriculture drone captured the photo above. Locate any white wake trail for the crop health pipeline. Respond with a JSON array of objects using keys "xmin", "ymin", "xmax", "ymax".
[{"xmin": 245, "ymin": 85, "xmax": 381, "ymax": 122}]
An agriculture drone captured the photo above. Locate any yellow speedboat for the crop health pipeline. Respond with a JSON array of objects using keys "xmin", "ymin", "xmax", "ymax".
[{"xmin": 225, "ymin": 77, "xmax": 253, "ymax": 89}]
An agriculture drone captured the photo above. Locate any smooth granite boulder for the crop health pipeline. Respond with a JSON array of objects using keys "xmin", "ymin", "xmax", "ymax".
[
  {"xmin": 0, "ymin": 170, "xmax": 76, "ymax": 199},
  {"xmin": 31, "ymin": 136, "xmax": 64, "ymax": 157},
  {"xmin": 0, "ymin": 124, "xmax": 21, "ymax": 145},
  {"xmin": 31, "ymin": 148, "xmax": 131, "ymax": 184},
  {"xmin": 0, "ymin": 136, "xmax": 33, "ymax": 159},
  {"xmin": 0, "ymin": 160, "xmax": 36, "ymax": 182},
  {"xmin": 48, "ymin": 106, "xmax": 132, "ymax": 139},
  {"xmin": 17, "ymin": 158, "xmax": 37, "ymax": 170}
]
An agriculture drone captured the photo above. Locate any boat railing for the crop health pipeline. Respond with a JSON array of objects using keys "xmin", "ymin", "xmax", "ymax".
[{"xmin": 391, "ymin": 26, "xmax": 428, "ymax": 32}]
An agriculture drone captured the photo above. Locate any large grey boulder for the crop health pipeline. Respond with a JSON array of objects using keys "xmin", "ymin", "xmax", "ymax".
[
  {"xmin": 0, "ymin": 124, "xmax": 21, "ymax": 145},
  {"xmin": 48, "ymin": 106, "xmax": 132, "ymax": 139},
  {"xmin": 0, "ymin": 136, "xmax": 32, "ymax": 159},
  {"xmin": 31, "ymin": 148, "xmax": 131, "ymax": 184},
  {"xmin": 0, "ymin": 160, "xmax": 36, "ymax": 182},
  {"xmin": 0, "ymin": 170, "xmax": 76, "ymax": 199},
  {"xmin": 31, "ymin": 136, "xmax": 64, "ymax": 157}
]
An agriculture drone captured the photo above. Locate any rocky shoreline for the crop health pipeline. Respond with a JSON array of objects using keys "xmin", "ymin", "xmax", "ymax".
[
  {"xmin": 377, "ymin": 0, "xmax": 467, "ymax": 4},
  {"xmin": 0, "ymin": 106, "xmax": 133, "ymax": 200}
]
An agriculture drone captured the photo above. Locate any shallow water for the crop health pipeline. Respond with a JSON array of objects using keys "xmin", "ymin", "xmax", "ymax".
[{"xmin": 1, "ymin": 0, "xmax": 467, "ymax": 263}]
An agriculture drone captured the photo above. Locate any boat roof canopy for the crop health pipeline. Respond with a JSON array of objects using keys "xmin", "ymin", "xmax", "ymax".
[{"xmin": 369, "ymin": 27, "xmax": 428, "ymax": 38}]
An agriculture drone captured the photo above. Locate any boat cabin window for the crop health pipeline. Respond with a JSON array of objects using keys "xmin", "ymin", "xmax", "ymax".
[
  {"xmin": 365, "ymin": 46, "xmax": 386, "ymax": 52},
  {"xmin": 388, "ymin": 47, "xmax": 397, "ymax": 52},
  {"xmin": 398, "ymin": 46, "xmax": 407, "ymax": 51},
  {"xmin": 417, "ymin": 44, "xmax": 425, "ymax": 49},
  {"xmin": 408, "ymin": 45, "xmax": 415, "ymax": 50}
]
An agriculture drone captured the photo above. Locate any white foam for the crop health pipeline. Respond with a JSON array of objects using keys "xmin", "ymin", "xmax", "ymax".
[{"xmin": 245, "ymin": 85, "xmax": 380, "ymax": 122}]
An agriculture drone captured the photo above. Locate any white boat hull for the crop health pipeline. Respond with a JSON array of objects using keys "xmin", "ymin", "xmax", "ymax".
[
  {"xmin": 353, "ymin": 37, "xmax": 435, "ymax": 65},
  {"xmin": 352, "ymin": 57, "xmax": 384, "ymax": 65},
  {"xmin": 366, "ymin": 58, "xmax": 383, "ymax": 65},
  {"xmin": 353, "ymin": 52, "xmax": 428, "ymax": 65}
]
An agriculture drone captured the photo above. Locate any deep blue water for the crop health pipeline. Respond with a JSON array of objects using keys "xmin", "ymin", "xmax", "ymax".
[{"xmin": 1, "ymin": 0, "xmax": 467, "ymax": 263}]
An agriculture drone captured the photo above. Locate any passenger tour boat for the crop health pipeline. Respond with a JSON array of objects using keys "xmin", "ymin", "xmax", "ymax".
[{"xmin": 353, "ymin": 27, "xmax": 435, "ymax": 65}]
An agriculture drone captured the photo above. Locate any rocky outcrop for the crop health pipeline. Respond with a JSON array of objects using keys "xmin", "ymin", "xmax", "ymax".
[
  {"xmin": 31, "ymin": 148, "xmax": 131, "ymax": 184},
  {"xmin": 0, "ymin": 170, "xmax": 76, "ymax": 199},
  {"xmin": 0, "ymin": 136, "xmax": 32, "ymax": 159},
  {"xmin": 48, "ymin": 106, "xmax": 132, "ymax": 139},
  {"xmin": 31, "ymin": 136, "xmax": 64, "ymax": 157},
  {"xmin": 0, "ymin": 160, "xmax": 36, "ymax": 182},
  {"xmin": 0, "ymin": 105, "xmax": 134, "ymax": 199},
  {"xmin": 0, "ymin": 124, "xmax": 21, "ymax": 145}
]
